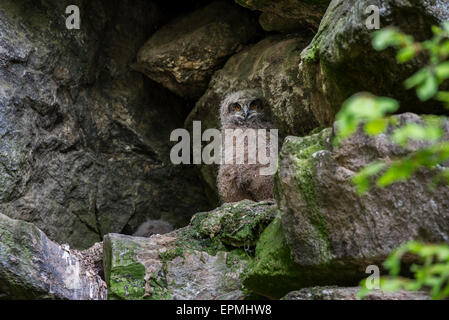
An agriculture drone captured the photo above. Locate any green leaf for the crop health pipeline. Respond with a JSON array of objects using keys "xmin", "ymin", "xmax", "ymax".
[
  {"xmin": 377, "ymin": 160, "xmax": 416, "ymax": 187},
  {"xmin": 404, "ymin": 69, "xmax": 428, "ymax": 89},
  {"xmin": 372, "ymin": 28, "xmax": 399, "ymax": 50},
  {"xmin": 436, "ymin": 91, "xmax": 449, "ymax": 102},
  {"xmin": 365, "ymin": 118, "xmax": 388, "ymax": 135},
  {"xmin": 442, "ymin": 21, "xmax": 449, "ymax": 34},
  {"xmin": 416, "ymin": 74, "xmax": 438, "ymax": 101},
  {"xmin": 333, "ymin": 94, "xmax": 399, "ymax": 145},
  {"xmin": 397, "ymin": 46, "xmax": 416, "ymax": 63},
  {"xmin": 391, "ymin": 122, "xmax": 443, "ymax": 147},
  {"xmin": 431, "ymin": 25, "xmax": 443, "ymax": 35},
  {"xmin": 439, "ymin": 40, "xmax": 449, "ymax": 57},
  {"xmin": 357, "ymin": 286, "xmax": 371, "ymax": 300},
  {"xmin": 435, "ymin": 61, "xmax": 449, "ymax": 81},
  {"xmin": 380, "ymin": 278, "xmax": 405, "ymax": 292},
  {"xmin": 352, "ymin": 162, "xmax": 386, "ymax": 194},
  {"xmin": 376, "ymin": 97, "xmax": 400, "ymax": 113}
]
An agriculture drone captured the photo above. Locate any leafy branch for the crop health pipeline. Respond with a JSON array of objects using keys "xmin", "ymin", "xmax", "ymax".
[
  {"xmin": 359, "ymin": 242, "xmax": 449, "ymax": 300},
  {"xmin": 334, "ymin": 22, "xmax": 449, "ymax": 194},
  {"xmin": 332, "ymin": 22, "xmax": 449, "ymax": 300}
]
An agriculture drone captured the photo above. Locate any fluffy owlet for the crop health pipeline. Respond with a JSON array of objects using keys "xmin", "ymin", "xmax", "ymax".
[{"xmin": 217, "ymin": 89, "xmax": 275, "ymax": 203}]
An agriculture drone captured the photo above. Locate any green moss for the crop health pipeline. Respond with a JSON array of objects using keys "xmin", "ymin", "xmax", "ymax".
[
  {"xmin": 244, "ymin": 129, "xmax": 343, "ymax": 298},
  {"xmin": 303, "ymin": 43, "xmax": 319, "ymax": 63},
  {"xmin": 104, "ymin": 234, "xmax": 176, "ymax": 300},
  {"xmin": 174, "ymin": 201, "xmax": 275, "ymax": 255},
  {"xmin": 159, "ymin": 247, "xmax": 184, "ymax": 263},
  {"xmin": 104, "ymin": 236, "xmax": 148, "ymax": 300},
  {"xmin": 147, "ymin": 274, "xmax": 172, "ymax": 300},
  {"xmin": 308, "ymin": 126, "xmax": 326, "ymax": 135},
  {"xmin": 281, "ymin": 129, "xmax": 333, "ymax": 260},
  {"xmin": 242, "ymin": 215, "xmax": 303, "ymax": 299},
  {"xmin": 0, "ymin": 215, "xmax": 65, "ymax": 299},
  {"xmin": 226, "ymin": 249, "xmax": 250, "ymax": 271},
  {"xmin": 108, "ymin": 263, "xmax": 146, "ymax": 300},
  {"xmin": 242, "ymin": 211, "xmax": 348, "ymax": 299},
  {"xmin": 173, "ymin": 213, "xmax": 227, "ymax": 256},
  {"xmin": 216, "ymin": 202, "xmax": 276, "ymax": 248}
]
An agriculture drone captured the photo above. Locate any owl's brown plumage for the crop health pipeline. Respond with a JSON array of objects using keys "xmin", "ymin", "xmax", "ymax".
[{"xmin": 217, "ymin": 89, "xmax": 275, "ymax": 203}]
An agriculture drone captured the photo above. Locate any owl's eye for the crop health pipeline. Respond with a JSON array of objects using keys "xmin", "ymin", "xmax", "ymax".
[
  {"xmin": 250, "ymin": 100, "xmax": 260, "ymax": 110},
  {"xmin": 233, "ymin": 103, "xmax": 241, "ymax": 112}
]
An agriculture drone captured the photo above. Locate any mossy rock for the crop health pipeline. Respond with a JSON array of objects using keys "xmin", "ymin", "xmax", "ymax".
[
  {"xmin": 242, "ymin": 215, "xmax": 304, "ymax": 299},
  {"xmin": 298, "ymin": 0, "xmax": 449, "ymax": 125},
  {"xmin": 272, "ymin": 116, "xmax": 449, "ymax": 295},
  {"xmin": 103, "ymin": 200, "xmax": 276, "ymax": 300},
  {"xmin": 193, "ymin": 200, "xmax": 277, "ymax": 248}
]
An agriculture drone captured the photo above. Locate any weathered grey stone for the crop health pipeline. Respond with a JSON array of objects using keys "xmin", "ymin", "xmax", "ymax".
[
  {"xmin": 0, "ymin": 213, "xmax": 106, "ymax": 300},
  {"xmin": 235, "ymin": 0, "xmax": 331, "ymax": 31},
  {"xmin": 298, "ymin": 0, "xmax": 449, "ymax": 126},
  {"xmin": 104, "ymin": 233, "xmax": 249, "ymax": 300},
  {"xmin": 282, "ymin": 286, "xmax": 430, "ymax": 300},
  {"xmin": 136, "ymin": 1, "xmax": 259, "ymax": 99},
  {"xmin": 0, "ymin": 0, "xmax": 211, "ymax": 249},
  {"xmin": 273, "ymin": 113, "xmax": 449, "ymax": 288},
  {"xmin": 103, "ymin": 200, "xmax": 276, "ymax": 300}
]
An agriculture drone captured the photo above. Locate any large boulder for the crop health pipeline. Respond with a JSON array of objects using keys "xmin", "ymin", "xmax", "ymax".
[
  {"xmin": 282, "ymin": 286, "xmax": 430, "ymax": 300},
  {"xmin": 235, "ymin": 0, "xmax": 331, "ymax": 32},
  {"xmin": 103, "ymin": 200, "xmax": 276, "ymax": 300},
  {"xmin": 136, "ymin": 1, "xmax": 259, "ymax": 99},
  {"xmin": 0, "ymin": 0, "xmax": 211, "ymax": 249},
  {"xmin": 0, "ymin": 213, "xmax": 106, "ymax": 300},
  {"xmin": 298, "ymin": 0, "xmax": 449, "ymax": 126},
  {"xmin": 245, "ymin": 113, "xmax": 449, "ymax": 298}
]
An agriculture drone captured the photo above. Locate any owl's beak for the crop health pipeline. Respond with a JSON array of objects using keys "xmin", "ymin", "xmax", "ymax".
[{"xmin": 243, "ymin": 106, "xmax": 249, "ymax": 119}]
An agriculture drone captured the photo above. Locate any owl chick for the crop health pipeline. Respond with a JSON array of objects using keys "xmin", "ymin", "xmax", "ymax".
[{"xmin": 217, "ymin": 89, "xmax": 275, "ymax": 203}]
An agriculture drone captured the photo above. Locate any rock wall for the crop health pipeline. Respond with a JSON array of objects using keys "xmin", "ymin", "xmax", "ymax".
[{"xmin": 0, "ymin": 0, "xmax": 211, "ymax": 249}]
